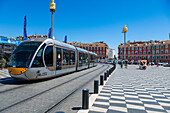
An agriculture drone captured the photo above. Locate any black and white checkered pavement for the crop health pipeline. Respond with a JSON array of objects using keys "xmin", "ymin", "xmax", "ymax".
[
  {"xmin": 88, "ymin": 65, "xmax": 170, "ymax": 113},
  {"xmin": 0, "ymin": 69, "xmax": 10, "ymax": 79}
]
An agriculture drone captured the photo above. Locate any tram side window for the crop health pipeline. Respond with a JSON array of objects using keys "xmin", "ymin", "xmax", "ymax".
[
  {"xmin": 79, "ymin": 52, "xmax": 83, "ymax": 66},
  {"xmin": 90, "ymin": 55, "xmax": 93, "ymax": 63},
  {"xmin": 32, "ymin": 44, "xmax": 46, "ymax": 67},
  {"xmin": 44, "ymin": 46, "xmax": 53, "ymax": 66},
  {"xmin": 70, "ymin": 51, "xmax": 75, "ymax": 65},
  {"xmin": 56, "ymin": 47, "xmax": 62, "ymax": 70},
  {"xmin": 63, "ymin": 49, "xmax": 75, "ymax": 65},
  {"xmin": 83, "ymin": 53, "xmax": 86, "ymax": 64}
]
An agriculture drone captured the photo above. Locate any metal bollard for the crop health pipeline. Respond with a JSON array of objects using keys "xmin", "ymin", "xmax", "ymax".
[
  {"xmin": 107, "ymin": 70, "xmax": 109, "ymax": 77},
  {"xmin": 82, "ymin": 89, "xmax": 89, "ymax": 109},
  {"xmin": 104, "ymin": 72, "xmax": 107, "ymax": 80},
  {"xmin": 94, "ymin": 80, "xmax": 99, "ymax": 94},
  {"xmin": 100, "ymin": 75, "xmax": 104, "ymax": 85}
]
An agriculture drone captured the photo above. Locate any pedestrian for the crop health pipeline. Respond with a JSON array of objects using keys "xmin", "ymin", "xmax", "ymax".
[
  {"xmin": 157, "ymin": 62, "xmax": 159, "ymax": 67},
  {"xmin": 120, "ymin": 61, "xmax": 123, "ymax": 68},
  {"xmin": 125, "ymin": 60, "xmax": 128, "ymax": 69}
]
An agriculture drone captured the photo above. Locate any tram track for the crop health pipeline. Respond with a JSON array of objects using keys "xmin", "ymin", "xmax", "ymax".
[
  {"xmin": 0, "ymin": 65, "xmax": 103, "ymax": 94},
  {"xmin": 0, "ymin": 64, "xmax": 110, "ymax": 112},
  {"xmin": 44, "ymin": 65, "xmax": 110, "ymax": 113}
]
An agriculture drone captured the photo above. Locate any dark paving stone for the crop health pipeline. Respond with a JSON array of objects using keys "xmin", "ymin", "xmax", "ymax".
[
  {"xmin": 111, "ymin": 94, "xmax": 124, "ymax": 97},
  {"xmin": 145, "ymin": 107, "xmax": 166, "ymax": 112},
  {"xmin": 98, "ymin": 94, "xmax": 111, "ymax": 98},
  {"xmin": 110, "ymin": 103, "xmax": 126, "ymax": 107},
  {"xmin": 125, "ymin": 97, "xmax": 140, "ymax": 100},
  {"xmin": 95, "ymin": 98, "xmax": 109, "ymax": 103},
  {"xmin": 107, "ymin": 109, "xmax": 126, "ymax": 113},
  {"xmin": 110, "ymin": 97, "xmax": 125, "ymax": 102},
  {"xmin": 88, "ymin": 110, "xmax": 104, "ymax": 113},
  {"xmin": 162, "ymin": 106, "xmax": 170, "ymax": 110},
  {"xmin": 127, "ymin": 108, "xmax": 147, "ymax": 113},
  {"xmin": 126, "ymin": 102, "xmax": 144, "ymax": 106},
  {"xmin": 93, "ymin": 103, "xmax": 109, "ymax": 109}
]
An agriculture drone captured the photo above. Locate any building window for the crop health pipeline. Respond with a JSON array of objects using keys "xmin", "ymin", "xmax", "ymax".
[
  {"xmin": 152, "ymin": 56, "xmax": 155, "ymax": 59},
  {"xmin": 135, "ymin": 47, "xmax": 138, "ymax": 50},
  {"xmin": 156, "ymin": 50, "xmax": 159, "ymax": 54},
  {"xmin": 132, "ymin": 47, "xmax": 134, "ymax": 50},
  {"xmin": 103, "ymin": 52, "xmax": 105, "ymax": 55},
  {"xmin": 131, "ymin": 52, "xmax": 134, "ymax": 55},
  {"xmin": 148, "ymin": 56, "xmax": 150, "ymax": 59},
  {"xmin": 91, "ymin": 47, "xmax": 92, "ymax": 50},
  {"xmin": 128, "ymin": 51, "xmax": 130, "ymax": 54},
  {"xmin": 139, "ymin": 56, "xmax": 142, "ymax": 59},
  {"xmin": 160, "ymin": 56, "xmax": 164, "ymax": 59},
  {"xmin": 100, "ymin": 52, "xmax": 102, "ymax": 55},
  {"xmin": 94, "ymin": 47, "xmax": 95, "ymax": 50},
  {"xmin": 152, "ymin": 46, "xmax": 155, "ymax": 49},
  {"xmin": 160, "ymin": 50, "xmax": 164, "ymax": 54},
  {"xmin": 120, "ymin": 48, "xmax": 123, "ymax": 50},
  {"xmin": 166, "ymin": 45, "xmax": 168, "ymax": 48},
  {"xmin": 120, "ymin": 52, "xmax": 123, "ymax": 55},
  {"xmin": 103, "ymin": 48, "xmax": 105, "ymax": 50},
  {"xmin": 143, "ymin": 56, "xmax": 146, "ymax": 59},
  {"xmin": 97, "ymin": 47, "xmax": 98, "ymax": 50},
  {"xmin": 143, "ymin": 51, "xmax": 146, "ymax": 54},
  {"xmin": 148, "ymin": 51, "xmax": 151, "ymax": 54},
  {"xmin": 148, "ymin": 46, "xmax": 150, "ymax": 49},
  {"xmin": 156, "ymin": 56, "xmax": 159, "ymax": 59},
  {"xmin": 139, "ymin": 47, "xmax": 142, "ymax": 50},
  {"xmin": 131, "ymin": 56, "xmax": 134, "ymax": 59},
  {"xmin": 165, "ymin": 56, "xmax": 169, "ymax": 59},
  {"xmin": 165, "ymin": 50, "xmax": 168, "ymax": 54},
  {"xmin": 152, "ymin": 50, "xmax": 155, "ymax": 54},
  {"xmin": 160, "ymin": 45, "xmax": 163, "ymax": 49},
  {"xmin": 128, "ymin": 56, "xmax": 131, "ymax": 59},
  {"xmin": 143, "ymin": 47, "xmax": 146, "ymax": 50},
  {"xmin": 128, "ymin": 47, "xmax": 130, "ymax": 50},
  {"xmin": 100, "ymin": 47, "xmax": 102, "ymax": 50},
  {"xmin": 157, "ymin": 46, "xmax": 159, "ymax": 49},
  {"xmin": 135, "ymin": 51, "xmax": 138, "ymax": 55},
  {"xmin": 135, "ymin": 56, "xmax": 138, "ymax": 59}
]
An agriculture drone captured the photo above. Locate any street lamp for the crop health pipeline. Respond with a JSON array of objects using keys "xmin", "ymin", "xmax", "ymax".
[
  {"xmin": 122, "ymin": 25, "xmax": 128, "ymax": 60},
  {"xmin": 50, "ymin": 0, "xmax": 56, "ymax": 39}
]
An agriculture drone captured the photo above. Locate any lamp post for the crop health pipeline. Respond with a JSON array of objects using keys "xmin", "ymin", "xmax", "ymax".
[
  {"xmin": 50, "ymin": 0, "xmax": 56, "ymax": 39},
  {"xmin": 122, "ymin": 25, "xmax": 128, "ymax": 60}
]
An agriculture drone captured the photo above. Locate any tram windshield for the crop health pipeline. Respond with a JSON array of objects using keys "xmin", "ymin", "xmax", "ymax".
[{"xmin": 8, "ymin": 41, "xmax": 42, "ymax": 68}]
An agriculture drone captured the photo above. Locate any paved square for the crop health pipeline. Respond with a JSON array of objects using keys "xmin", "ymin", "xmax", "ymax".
[{"xmin": 88, "ymin": 65, "xmax": 170, "ymax": 113}]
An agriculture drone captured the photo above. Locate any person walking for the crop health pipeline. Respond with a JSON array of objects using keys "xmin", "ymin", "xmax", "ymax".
[
  {"xmin": 120, "ymin": 60, "xmax": 123, "ymax": 69},
  {"xmin": 125, "ymin": 60, "xmax": 128, "ymax": 69}
]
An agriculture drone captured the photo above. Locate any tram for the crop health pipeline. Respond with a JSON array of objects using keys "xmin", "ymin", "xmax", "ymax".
[{"xmin": 8, "ymin": 38, "xmax": 97, "ymax": 80}]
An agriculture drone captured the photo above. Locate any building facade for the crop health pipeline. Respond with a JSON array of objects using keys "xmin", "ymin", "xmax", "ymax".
[
  {"xmin": 0, "ymin": 36, "xmax": 22, "ymax": 61},
  {"xmin": 68, "ymin": 41, "xmax": 109, "ymax": 59},
  {"xmin": 118, "ymin": 40, "xmax": 170, "ymax": 63},
  {"xmin": 108, "ymin": 49, "xmax": 115, "ymax": 59}
]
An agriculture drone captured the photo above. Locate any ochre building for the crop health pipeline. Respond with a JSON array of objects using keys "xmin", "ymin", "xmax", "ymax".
[{"xmin": 118, "ymin": 40, "xmax": 170, "ymax": 63}]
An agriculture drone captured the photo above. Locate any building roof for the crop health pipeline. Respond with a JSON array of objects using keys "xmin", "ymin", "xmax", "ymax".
[
  {"xmin": 118, "ymin": 40, "xmax": 170, "ymax": 48},
  {"xmin": 67, "ymin": 41, "xmax": 109, "ymax": 48}
]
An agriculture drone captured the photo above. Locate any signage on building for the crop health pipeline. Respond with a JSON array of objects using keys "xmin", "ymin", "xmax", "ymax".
[{"xmin": 0, "ymin": 37, "xmax": 22, "ymax": 46}]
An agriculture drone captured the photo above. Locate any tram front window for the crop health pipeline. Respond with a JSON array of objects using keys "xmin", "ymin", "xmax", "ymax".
[{"xmin": 8, "ymin": 42, "xmax": 42, "ymax": 68}]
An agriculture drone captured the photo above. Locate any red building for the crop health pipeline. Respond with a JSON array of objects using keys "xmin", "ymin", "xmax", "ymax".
[
  {"xmin": 68, "ymin": 41, "xmax": 109, "ymax": 59},
  {"xmin": 118, "ymin": 40, "xmax": 170, "ymax": 63}
]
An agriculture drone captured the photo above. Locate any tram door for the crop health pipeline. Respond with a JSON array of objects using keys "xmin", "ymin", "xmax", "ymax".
[{"xmin": 56, "ymin": 47, "xmax": 62, "ymax": 70}]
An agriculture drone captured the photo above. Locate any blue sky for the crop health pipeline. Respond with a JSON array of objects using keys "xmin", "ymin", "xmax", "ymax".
[{"xmin": 0, "ymin": 0, "xmax": 170, "ymax": 55}]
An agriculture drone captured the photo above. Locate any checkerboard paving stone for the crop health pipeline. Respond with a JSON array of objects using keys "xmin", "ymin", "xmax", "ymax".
[{"xmin": 88, "ymin": 65, "xmax": 170, "ymax": 113}]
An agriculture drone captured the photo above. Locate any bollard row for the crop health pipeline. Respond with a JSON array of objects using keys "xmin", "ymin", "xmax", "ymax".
[{"xmin": 82, "ymin": 65, "xmax": 116, "ymax": 109}]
